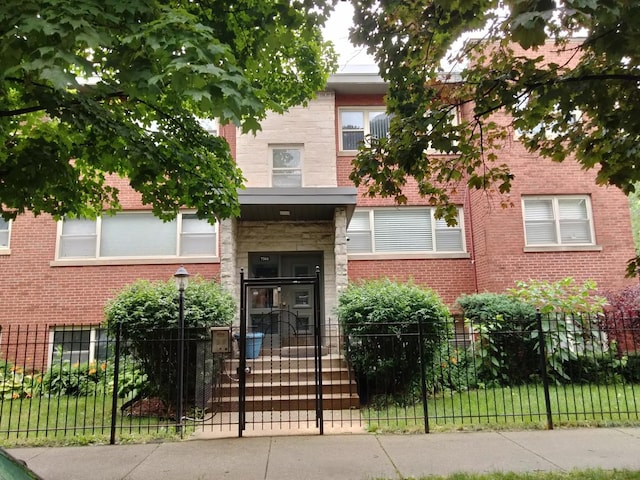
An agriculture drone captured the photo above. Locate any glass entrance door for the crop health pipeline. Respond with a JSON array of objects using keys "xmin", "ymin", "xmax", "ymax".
[{"xmin": 247, "ymin": 253, "xmax": 321, "ymax": 350}]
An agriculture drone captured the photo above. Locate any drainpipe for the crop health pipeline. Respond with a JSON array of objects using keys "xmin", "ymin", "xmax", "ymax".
[{"xmin": 465, "ymin": 185, "xmax": 479, "ymax": 293}]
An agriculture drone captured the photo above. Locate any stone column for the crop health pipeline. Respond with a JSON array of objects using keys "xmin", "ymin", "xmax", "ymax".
[
  {"xmin": 332, "ymin": 207, "xmax": 349, "ymax": 350},
  {"xmin": 219, "ymin": 217, "xmax": 239, "ymax": 323}
]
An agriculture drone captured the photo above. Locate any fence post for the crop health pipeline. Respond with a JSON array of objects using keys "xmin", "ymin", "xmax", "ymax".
[
  {"xmin": 417, "ymin": 317, "xmax": 429, "ymax": 434},
  {"xmin": 110, "ymin": 322, "xmax": 122, "ymax": 445},
  {"xmin": 536, "ymin": 309, "xmax": 554, "ymax": 430}
]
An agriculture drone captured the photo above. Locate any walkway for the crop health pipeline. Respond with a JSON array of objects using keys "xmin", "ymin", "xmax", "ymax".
[{"xmin": 8, "ymin": 427, "xmax": 640, "ymax": 479}]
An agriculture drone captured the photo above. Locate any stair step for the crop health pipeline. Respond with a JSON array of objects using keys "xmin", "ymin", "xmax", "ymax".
[
  {"xmin": 216, "ymin": 353, "xmax": 359, "ymax": 412},
  {"xmin": 219, "ymin": 380, "xmax": 357, "ymax": 397},
  {"xmin": 213, "ymin": 393, "xmax": 360, "ymax": 412}
]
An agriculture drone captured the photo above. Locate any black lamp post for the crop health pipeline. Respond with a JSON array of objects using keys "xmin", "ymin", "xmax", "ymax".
[{"xmin": 174, "ymin": 265, "xmax": 189, "ymax": 436}]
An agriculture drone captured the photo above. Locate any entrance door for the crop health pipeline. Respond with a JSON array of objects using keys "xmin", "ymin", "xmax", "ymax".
[{"xmin": 248, "ymin": 253, "xmax": 321, "ymax": 350}]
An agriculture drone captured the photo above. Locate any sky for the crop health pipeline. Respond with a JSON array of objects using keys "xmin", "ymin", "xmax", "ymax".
[{"xmin": 321, "ymin": 2, "xmax": 377, "ymax": 72}]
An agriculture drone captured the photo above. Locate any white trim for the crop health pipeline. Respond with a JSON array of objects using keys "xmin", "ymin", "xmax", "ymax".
[
  {"xmin": 0, "ymin": 218, "xmax": 12, "ymax": 251},
  {"xmin": 521, "ymin": 195, "xmax": 595, "ymax": 247},
  {"xmin": 338, "ymin": 107, "xmax": 389, "ymax": 153}
]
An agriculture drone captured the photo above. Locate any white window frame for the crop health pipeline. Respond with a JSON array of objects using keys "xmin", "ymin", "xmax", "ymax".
[
  {"xmin": 270, "ymin": 145, "xmax": 303, "ymax": 188},
  {"xmin": 522, "ymin": 195, "xmax": 595, "ymax": 247},
  {"xmin": 55, "ymin": 211, "xmax": 218, "ymax": 262},
  {"xmin": 339, "ymin": 108, "xmax": 391, "ymax": 152},
  {"xmin": 48, "ymin": 326, "xmax": 108, "ymax": 368},
  {"xmin": 347, "ymin": 207, "xmax": 466, "ymax": 256},
  {"xmin": 0, "ymin": 218, "xmax": 11, "ymax": 253}
]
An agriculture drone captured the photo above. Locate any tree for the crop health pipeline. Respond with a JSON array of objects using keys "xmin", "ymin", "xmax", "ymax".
[
  {"xmin": 0, "ymin": 0, "xmax": 336, "ymax": 222},
  {"xmin": 347, "ymin": 1, "xmax": 640, "ymax": 272}
]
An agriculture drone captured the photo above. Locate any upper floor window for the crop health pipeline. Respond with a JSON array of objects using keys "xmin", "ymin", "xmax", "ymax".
[
  {"xmin": 271, "ymin": 146, "xmax": 302, "ymax": 187},
  {"xmin": 0, "ymin": 218, "xmax": 10, "ymax": 250},
  {"xmin": 522, "ymin": 195, "xmax": 594, "ymax": 246},
  {"xmin": 347, "ymin": 207, "xmax": 465, "ymax": 254},
  {"xmin": 340, "ymin": 109, "xmax": 391, "ymax": 151},
  {"xmin": 57, "ymin": 212, "xmax": 217, "ymax": 260}
]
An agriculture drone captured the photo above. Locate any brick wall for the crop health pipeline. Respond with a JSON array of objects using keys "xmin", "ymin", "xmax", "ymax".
[
  {"xmin": 0, "ymin": 206, "xmax": 221, "ymax": 349},
  {"xmin": 334, "ymin": 80, "xmax": 637, "ymax": 306}
]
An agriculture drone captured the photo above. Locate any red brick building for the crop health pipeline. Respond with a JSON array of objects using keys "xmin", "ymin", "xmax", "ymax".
[{"xmin": 0, "ymin": 70, "xmax": 635, "ymax": 363}]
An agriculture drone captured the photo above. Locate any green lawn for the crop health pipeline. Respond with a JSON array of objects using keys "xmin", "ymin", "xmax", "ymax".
[
  {"xmin": 362, "ymin": 383, "xmax": 640, "ymax": 433},
  {"xmin": 0, "ymin": 394, "xmax": 182, "ymax": 447}
]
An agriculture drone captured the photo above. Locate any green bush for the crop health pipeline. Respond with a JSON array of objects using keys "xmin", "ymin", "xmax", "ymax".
[
  {"xmin": 337, "ymin": 279, "xmax": 451, "ymax": 406},
  {"xmin": 456, "ymin": 292, "xmax": 537, "ymax": 386},
  {"xmin": 622, "ymin": 353, "xmax": 640, "ymax": 382},
  {"xmin": 104, "ymin": 277, "xmax": 235, "ymax": 409}
]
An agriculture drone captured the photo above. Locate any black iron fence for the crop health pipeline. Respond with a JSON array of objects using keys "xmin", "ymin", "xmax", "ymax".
[
  {"xmin": 0, "ymin": 312, "xmax": 639, "ymax": 443},
  {"xmin": 347, "ymin": 311, "xmax": 640, "ymax": 433}
]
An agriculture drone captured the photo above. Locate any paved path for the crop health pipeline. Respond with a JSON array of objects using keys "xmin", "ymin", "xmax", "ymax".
[{"xmin": 9, "ymin": 427, "xmax": 640, "ymax": 480}]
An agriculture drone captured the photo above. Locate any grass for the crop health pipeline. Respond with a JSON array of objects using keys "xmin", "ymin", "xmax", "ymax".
[
  {"xmin": 362, "ymin": 383, "xmax": 640, "ymax": 433},
  {"xmin": 1, "ymin": 383, "xmax": 639, "ymax": 446},
  {"xmin": 374, "ymin": 470, "xmax": 640, "ymax": 479},
  {"xmin": 0, "ymin": 394, "xmax": 184, "ymax": 447}
]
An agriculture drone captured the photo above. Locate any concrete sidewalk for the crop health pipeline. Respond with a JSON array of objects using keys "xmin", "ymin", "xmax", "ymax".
[{"xmin": 9, "ymin": 427, "xmax": 640, "ymax": 480}]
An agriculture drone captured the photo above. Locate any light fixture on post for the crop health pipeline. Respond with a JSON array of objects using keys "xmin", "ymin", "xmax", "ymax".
[{"xmin": 173, "ymin": 265, "xmax": 190, "ymax": 436}]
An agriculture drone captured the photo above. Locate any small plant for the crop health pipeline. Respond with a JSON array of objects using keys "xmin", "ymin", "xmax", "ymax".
[
  {"xmin": 42, "ymin": 348, "xmax": 109, "ymax": 397},
  {"xmin": 0, "ymin": 363, "xmax": 41, "ymax": 400},
  {"xmin": 112, "ymin": 361, "xmax": 151, "ymax": 403}
]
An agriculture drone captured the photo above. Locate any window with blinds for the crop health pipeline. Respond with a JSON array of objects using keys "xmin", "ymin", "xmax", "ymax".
[
  {"xmin": 58, "ymin": 212, "xmax": 217, "ymax": 259},
  {"xmin": 523, "ymin": 196, "xmax": 594, "ymax": 246},
  {"xmin": 0, "ymin": 218, "xmax": 11, "ymax": 250},
  {"xmin": 347, "ymin": 207, "xmax": 465, "ymax": 254}
]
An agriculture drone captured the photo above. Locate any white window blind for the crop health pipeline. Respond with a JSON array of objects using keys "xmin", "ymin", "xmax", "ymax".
[
  {"xmin": 558, "ymin": 198, "xmax": 591, "ymax": 244},
  {"xmin": 523, "ymin": 196, "xmax": 593, "ymax": 246},
  {"xmin": 347, "ymin": 210, "xmax": 372, "ymax": 253},
  {"xmin": 347, "ymin": 207, "xmax": 464, "ymax": 254},
  {"xmin": 374, "ymin": 209, "xmax": 432, "ymax": 252},
  {"xmin": 180, "ymin": 214, "xmax": 217, "ymax": 256},
  {"xmin": 59, "ymin": 212, "xmax": 217, "ymax": 259},
  {"xmin": 101, "ymin": 214, "xmax": 176, "ymax": 257},
  {"xmin": 59, "ymin": 218, "xmax": 97, "ymax": 258},
  {"xmin": 435, "ymin": 218, "xmax": 463, "ymax": 251}
]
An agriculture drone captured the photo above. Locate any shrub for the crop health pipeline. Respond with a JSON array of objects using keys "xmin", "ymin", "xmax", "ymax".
[
  {"xmin": 456, "ymin": 292, "xmax": 537, "ymax": 386},
  {"xmin": 509, "ymin": 277, "xmax": 608, "ymax": 383},
  {"xmin": 337, "ymin": 279, "xmax": 450, "ymax": 406},
  {"xmin": 602, "ymin": 284, "xmax": 640, "ymax": 353},
  {"xmin": 104, "ymin": 277, "xmax": 235, "ymax": 410}
]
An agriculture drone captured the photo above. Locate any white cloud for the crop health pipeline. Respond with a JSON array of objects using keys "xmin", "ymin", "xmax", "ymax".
[{"xmin": 322, "ymin": 2, "xmax": 377, "ymax": 72}]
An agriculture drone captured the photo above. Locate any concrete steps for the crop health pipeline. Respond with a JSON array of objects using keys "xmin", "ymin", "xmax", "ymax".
[{"xmin": 213, "ymin": 353, "xmax": 360, "ymax": 412}]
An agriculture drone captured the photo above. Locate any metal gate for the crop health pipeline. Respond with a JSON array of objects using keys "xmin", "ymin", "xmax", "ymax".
[{"xmin": 237, "ymin": 267, "xmax": 324, "ymax": 436}]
